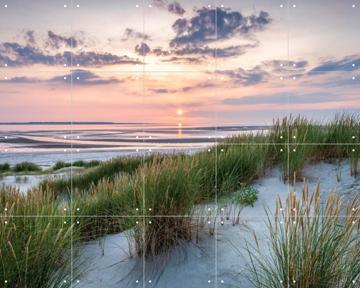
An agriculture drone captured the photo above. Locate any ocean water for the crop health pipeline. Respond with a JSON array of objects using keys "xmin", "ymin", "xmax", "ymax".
[{"xmin": 0, "ymin": 123, "xmax": 268, "ymax": 167}]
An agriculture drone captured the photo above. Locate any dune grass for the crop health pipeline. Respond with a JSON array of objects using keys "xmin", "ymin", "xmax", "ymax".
[
  {"xmin": 0, "ymin": 187, "xmax": 77, "ymax": 287},
  {"xmin": 247, "ymin": 181, "xmax": 360, "ymax": 287},
  {"xmin": 0, "ymin": 114, "xmax": 359, "ymax": 286}
]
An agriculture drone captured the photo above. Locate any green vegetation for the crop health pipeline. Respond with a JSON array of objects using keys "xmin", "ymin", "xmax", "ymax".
[
  {"xmin": 0, "ymin": 163, "xmax": 10, "ymax": 172},
  {"xmin": 246, "ymin": 182, "xmax": 360, "ymax": 288},
  {"xmin": 0, "ymin": 114, "xmax": 359, "ymax": 286},
  {"xmin": 52, "ymin": 160, "xmax": 101, "ymax": 171},
  {"xmin": 0, "ymin": 188, "xmax": 76, "ymax": 287},
  {"xmin": 42, "ymin": 156, "xmax": 145, "ymax": 195},
  {"xmin": 233, "ymin": 185, "xmax": 259, "ymax": 207},
  {"xmin": 13, "ymin": 161, "xmax": 42, "ymax": 172}
]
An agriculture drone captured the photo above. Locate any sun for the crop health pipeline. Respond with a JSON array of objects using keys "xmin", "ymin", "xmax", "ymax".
[{"xmin": 177, "ymin": 109, "xmax": 183, "ymax": 116}]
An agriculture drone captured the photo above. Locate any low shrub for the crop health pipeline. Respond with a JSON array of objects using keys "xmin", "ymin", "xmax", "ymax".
[
  {"xmin": 0, "ymin": 163, "xmax": 10, "ymax": 172},
  {"xmin": 233, "ymin": 185, "xmax": 258, "ymax": 207},
  {"xmin": 13, "ymin": 162, "xmax": 41, "ymax": 172}
]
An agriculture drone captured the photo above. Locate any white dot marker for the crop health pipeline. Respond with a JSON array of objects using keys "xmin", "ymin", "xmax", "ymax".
[
  {"xmin": 135, "ymin": 4, "xmax": 139, "ymax": 8},
  {"xmin": 76, "ymin": 4, "xmax": 80, "ymax": 8},
  {"xmin": 352, "ymin": 76, "xmax": 356, "ymax": 80},
  {"xmin": 280, "ymin": 148, "xmax": 283, "ymax": 152},
  {"xmin": 64, "ymin": 4, "xmax": 67, "ymax": 8},
  {"xmin": 148, "ymin": 280, "xmax": 152, "ymax": 283},
  {"xmin": 293, "ymin": 4, "xmax": 296, "ymax": 8},
  {"xmin": 280, "ymin": 4, "xmax": 284, "ymax": 8},
  {"xmin": 293, "ymin": 149, "xmax": 296, "ymax": 152}
]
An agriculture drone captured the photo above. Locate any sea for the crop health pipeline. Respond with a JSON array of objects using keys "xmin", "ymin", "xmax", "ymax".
[{"xmin": 0, "ymin": 123, "xmax": 268, "ymax": 168}]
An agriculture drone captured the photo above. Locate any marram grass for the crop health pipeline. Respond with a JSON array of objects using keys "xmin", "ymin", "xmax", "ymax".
[
  {"xmin": 247, "ymin": 181, "xmax": 360, "ymax": 288},
  {"xmin": 0, "ymin": 114, "xmax": 359, "ymax": 286}
]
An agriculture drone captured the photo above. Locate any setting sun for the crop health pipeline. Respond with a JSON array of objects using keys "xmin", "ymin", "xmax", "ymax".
[{"xmin": 177, "ymin": 109, "xmax": 183, "ymax": 116}]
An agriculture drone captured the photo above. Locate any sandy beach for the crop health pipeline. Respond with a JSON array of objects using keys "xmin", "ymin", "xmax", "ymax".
[{"xmin": 75, "ymin": 160, "xmax": 359, "ymax": 287}]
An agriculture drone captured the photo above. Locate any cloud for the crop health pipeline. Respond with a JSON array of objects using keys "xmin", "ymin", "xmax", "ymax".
[
  {"xmin": 161, "ymin": 56, "xmax": 205, "ymax": 64},
  {"xmin": 222, "ymin": 92, "xmax": 348, "ymax": 105},
  {"xmin": 0, "ymin": 40, "xmax": 142, "ymax": 67},
  {"xmin": 147, "ymin": 81, "xmax": 215, "ymax": 94},
  {"xmin": 181, "ymin": 81, "xmax": 216, "ymax": 92},
  {"xmin": 46, "ymin": 31, "xmax": 78, "ymax": 49},
  {"xmin": 152, "ymin": 47, "xmax": 171, "ymax": 56},
  {"xmin": 24, "ymin": 30, "xmax": 36, "ymax": 46},
  {"xmin": 0, "ymin": 42, "xmax": 55, "ymax": 66},
  {"xmin": 174, "ymin": 43, "xmax": 257, "ymax": 58},
  {"xmin": 52, "ymin": 70, "xmax": 121, "ymax": 85},
  {"xmin": 148, "ymin": 88, "xmax": 177, "ymax": 94},
  {"xmin": 170, "ymin": 8, "xmax": 271, "ymax": 47},
  {"xmin": 218, "ymin": 67, "xmax": 269, "ymax": 86},
  {"xmin": 71, "ymin": 52, "xmax": 141, "ymax": 66},
  {"xmin": 0, "ymin": 76, "xmax": 40, "ymax": 84},
  {"xmin": 309, "ymin": 55, "xmax": 360, "ymax": 73},
  {"xmin": 135, "ymin": 42, "xmax": 151, "ymax": 56},
  {"xmin": 122, "ymin": 28, "xmax": 151, "ymax": 41},
  {"xmin": 152, "ymin": 0, "xmax": 185, "ymax": 15},
  {"xmin": 168, "ymin": 2, "xmax": 185, "ymax": 15},
  {"xmin": 262, "ymin": 60, "xmax": 308, "ymax": 73},
  {"xmin": 0, "ymin": 70, "xmax": 121, "ymax": 86}
]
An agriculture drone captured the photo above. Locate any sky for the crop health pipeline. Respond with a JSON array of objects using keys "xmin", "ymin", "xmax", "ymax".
[{"xmin": 0, "ymin": 0, "xmax": 359, "ymax": 125}]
